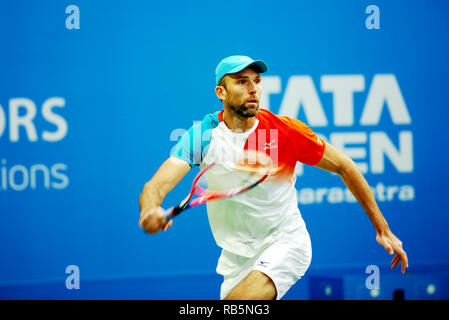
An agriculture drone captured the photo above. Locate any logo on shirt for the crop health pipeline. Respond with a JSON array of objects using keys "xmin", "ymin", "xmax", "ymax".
[
  {"xmin": 264, "ymin": 140, "xmax": 277, "ymax": 150},
  {"xmin": 258, "ymin": 260, "xmax": 270, "ymax": 267}
]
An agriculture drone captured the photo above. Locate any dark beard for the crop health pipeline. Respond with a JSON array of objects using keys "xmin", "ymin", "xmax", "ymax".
[{"xmin": 229, "ymin": 102, "xmax": 259, "ymax": 118}]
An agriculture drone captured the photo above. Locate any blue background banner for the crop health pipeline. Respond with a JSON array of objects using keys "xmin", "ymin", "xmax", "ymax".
[{"xmin": 1, "ymin": 0, "xmax": 448, "ymax": 299}]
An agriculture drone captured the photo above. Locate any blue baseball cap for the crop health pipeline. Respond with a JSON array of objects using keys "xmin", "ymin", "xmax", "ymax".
[{"xmin": 215, "ymin": 55, "xmax": 268, "ymax": 85}]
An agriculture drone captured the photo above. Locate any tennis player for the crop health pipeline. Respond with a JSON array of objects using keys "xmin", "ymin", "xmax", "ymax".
[{"xmin": 139, "ymin": 55, "xmax": 408, "ymax": 300}]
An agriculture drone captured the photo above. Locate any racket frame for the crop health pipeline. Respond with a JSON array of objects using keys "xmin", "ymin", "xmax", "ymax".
[{"xmin": 165, "ymin": 154, "xmax": 272, "ymax": 222}]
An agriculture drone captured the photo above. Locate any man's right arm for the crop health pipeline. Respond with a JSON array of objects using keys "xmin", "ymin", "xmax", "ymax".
[{"xmin": 139, "ymin": 156, "xmax": 191, "ymax": 234}]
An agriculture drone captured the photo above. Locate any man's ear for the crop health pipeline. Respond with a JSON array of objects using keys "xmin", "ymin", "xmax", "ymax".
[{"xmin": 215, "ymin": 85, "xmax": 226, "ymax": 100}]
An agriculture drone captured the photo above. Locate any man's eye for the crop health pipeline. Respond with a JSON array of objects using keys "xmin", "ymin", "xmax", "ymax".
[{"xmin": 239, "ymin": 80, "xmax": 245, "ymax": 84}]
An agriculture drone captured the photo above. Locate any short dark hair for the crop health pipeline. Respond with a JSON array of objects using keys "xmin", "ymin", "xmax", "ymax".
[{"xmin": 217, "ymin": 77, "xmax": 226, "ymax": 89}]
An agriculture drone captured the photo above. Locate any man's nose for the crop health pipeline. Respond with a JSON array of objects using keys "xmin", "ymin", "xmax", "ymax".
[{"xmin": 248, "ymin": 81, "xmax": 258, "ymax": 94}]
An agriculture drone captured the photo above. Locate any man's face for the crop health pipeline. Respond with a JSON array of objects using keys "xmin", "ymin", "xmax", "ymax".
[{"xmin": 218, "ymin": 67, "xmax": 262, "ymax": 118}]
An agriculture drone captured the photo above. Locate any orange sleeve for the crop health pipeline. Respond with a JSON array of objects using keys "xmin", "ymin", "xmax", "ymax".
[{"xmin": 282, "ymin": 117, "xmax": 325, "ymax": 166}]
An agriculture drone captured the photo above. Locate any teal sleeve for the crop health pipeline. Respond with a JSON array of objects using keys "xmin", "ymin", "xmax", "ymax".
[{"xmin": 170, "ymin": 112, "xmax": 219, "ymax": 167}]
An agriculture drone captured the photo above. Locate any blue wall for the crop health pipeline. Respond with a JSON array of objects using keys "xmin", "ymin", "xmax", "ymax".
[{"xmin": 1, "ymin": 0, "xmax": 448, "ymax": 299}]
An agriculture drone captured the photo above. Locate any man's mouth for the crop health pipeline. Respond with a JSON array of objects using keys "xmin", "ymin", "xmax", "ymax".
[{"xmin": 246, "ymin": 99, "xmax": 258, "ymax": 104}]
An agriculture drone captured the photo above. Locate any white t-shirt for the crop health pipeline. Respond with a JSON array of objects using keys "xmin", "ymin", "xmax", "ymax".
[{"xmin": 172, "ymin": 109, "xmax": 325, "ymax": 257}]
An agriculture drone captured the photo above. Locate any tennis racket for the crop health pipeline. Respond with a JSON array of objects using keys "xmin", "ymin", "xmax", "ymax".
[{"xmin": 164, "ymin": 150, "xmax": 274, "ymax": 222}]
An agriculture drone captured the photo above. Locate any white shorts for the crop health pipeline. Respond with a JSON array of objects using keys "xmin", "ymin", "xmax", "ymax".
[{"xmin": 216, "ymin": 224, "xmax": 312, "ymax": 300}]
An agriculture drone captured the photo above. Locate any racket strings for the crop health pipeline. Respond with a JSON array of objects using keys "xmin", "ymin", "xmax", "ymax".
[{"xmin": 198, "ymin": 151, "xmax": 273, "ymax": 195}]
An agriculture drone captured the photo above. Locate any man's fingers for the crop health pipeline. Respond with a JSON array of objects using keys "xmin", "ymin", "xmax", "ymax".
[
  {"xmin": 385, "ymin": 245, "xmax": 394, "ymax": 255},
  {"xmin": 391, "ymin": 254, "xmax": 398, "ymax": 265},
  {"xmin": 391, "ymin": 254, "xmax": 400, "ymax": 270},
  {"xmin": 392, "ymin": 241, "xmax": 408, "ymax": 273},
  {"xmin": 141, "ymin": 217, "xmax": 159, "ymax": 234},
  {"xmin": 377, "ymin": 236, "xmax": 394, "ymax": 255},
  {"xmin": 390, "ymin": 248, "xmax": 408, "ymax": 274},
  {"xmin": 400, "ymin": 250, "xmax": 409, "ymax": 274},
  {"xmin": 139, "ymin": 207, "xmax": 168, "ymax": 234},
  {"xmin": 377, "ymin": 232, "xmax": 409, "ymax": 274},
  {"xmin": 162, "ymin": 219, "xmax": 173, "ymax": 231}
]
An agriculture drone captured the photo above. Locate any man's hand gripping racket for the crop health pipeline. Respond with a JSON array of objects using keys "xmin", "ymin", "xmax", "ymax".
[{"xmin": 141, "ymin": 150, "xmax": 274, "ymax": 234}]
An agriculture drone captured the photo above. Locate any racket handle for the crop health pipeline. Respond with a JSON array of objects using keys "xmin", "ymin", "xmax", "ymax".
[
  {"xmin": 164, "ymin": 207, "xmax": 175, "ymax": 222},
  {"xmin": 164, "ymin": 205, "xmax": 185, "ymax": 222}
]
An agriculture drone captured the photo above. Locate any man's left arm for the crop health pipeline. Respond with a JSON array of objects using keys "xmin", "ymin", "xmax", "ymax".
[{"xmin": 314, "ymin": 142, "xmax": 409, "ymax": 274}]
